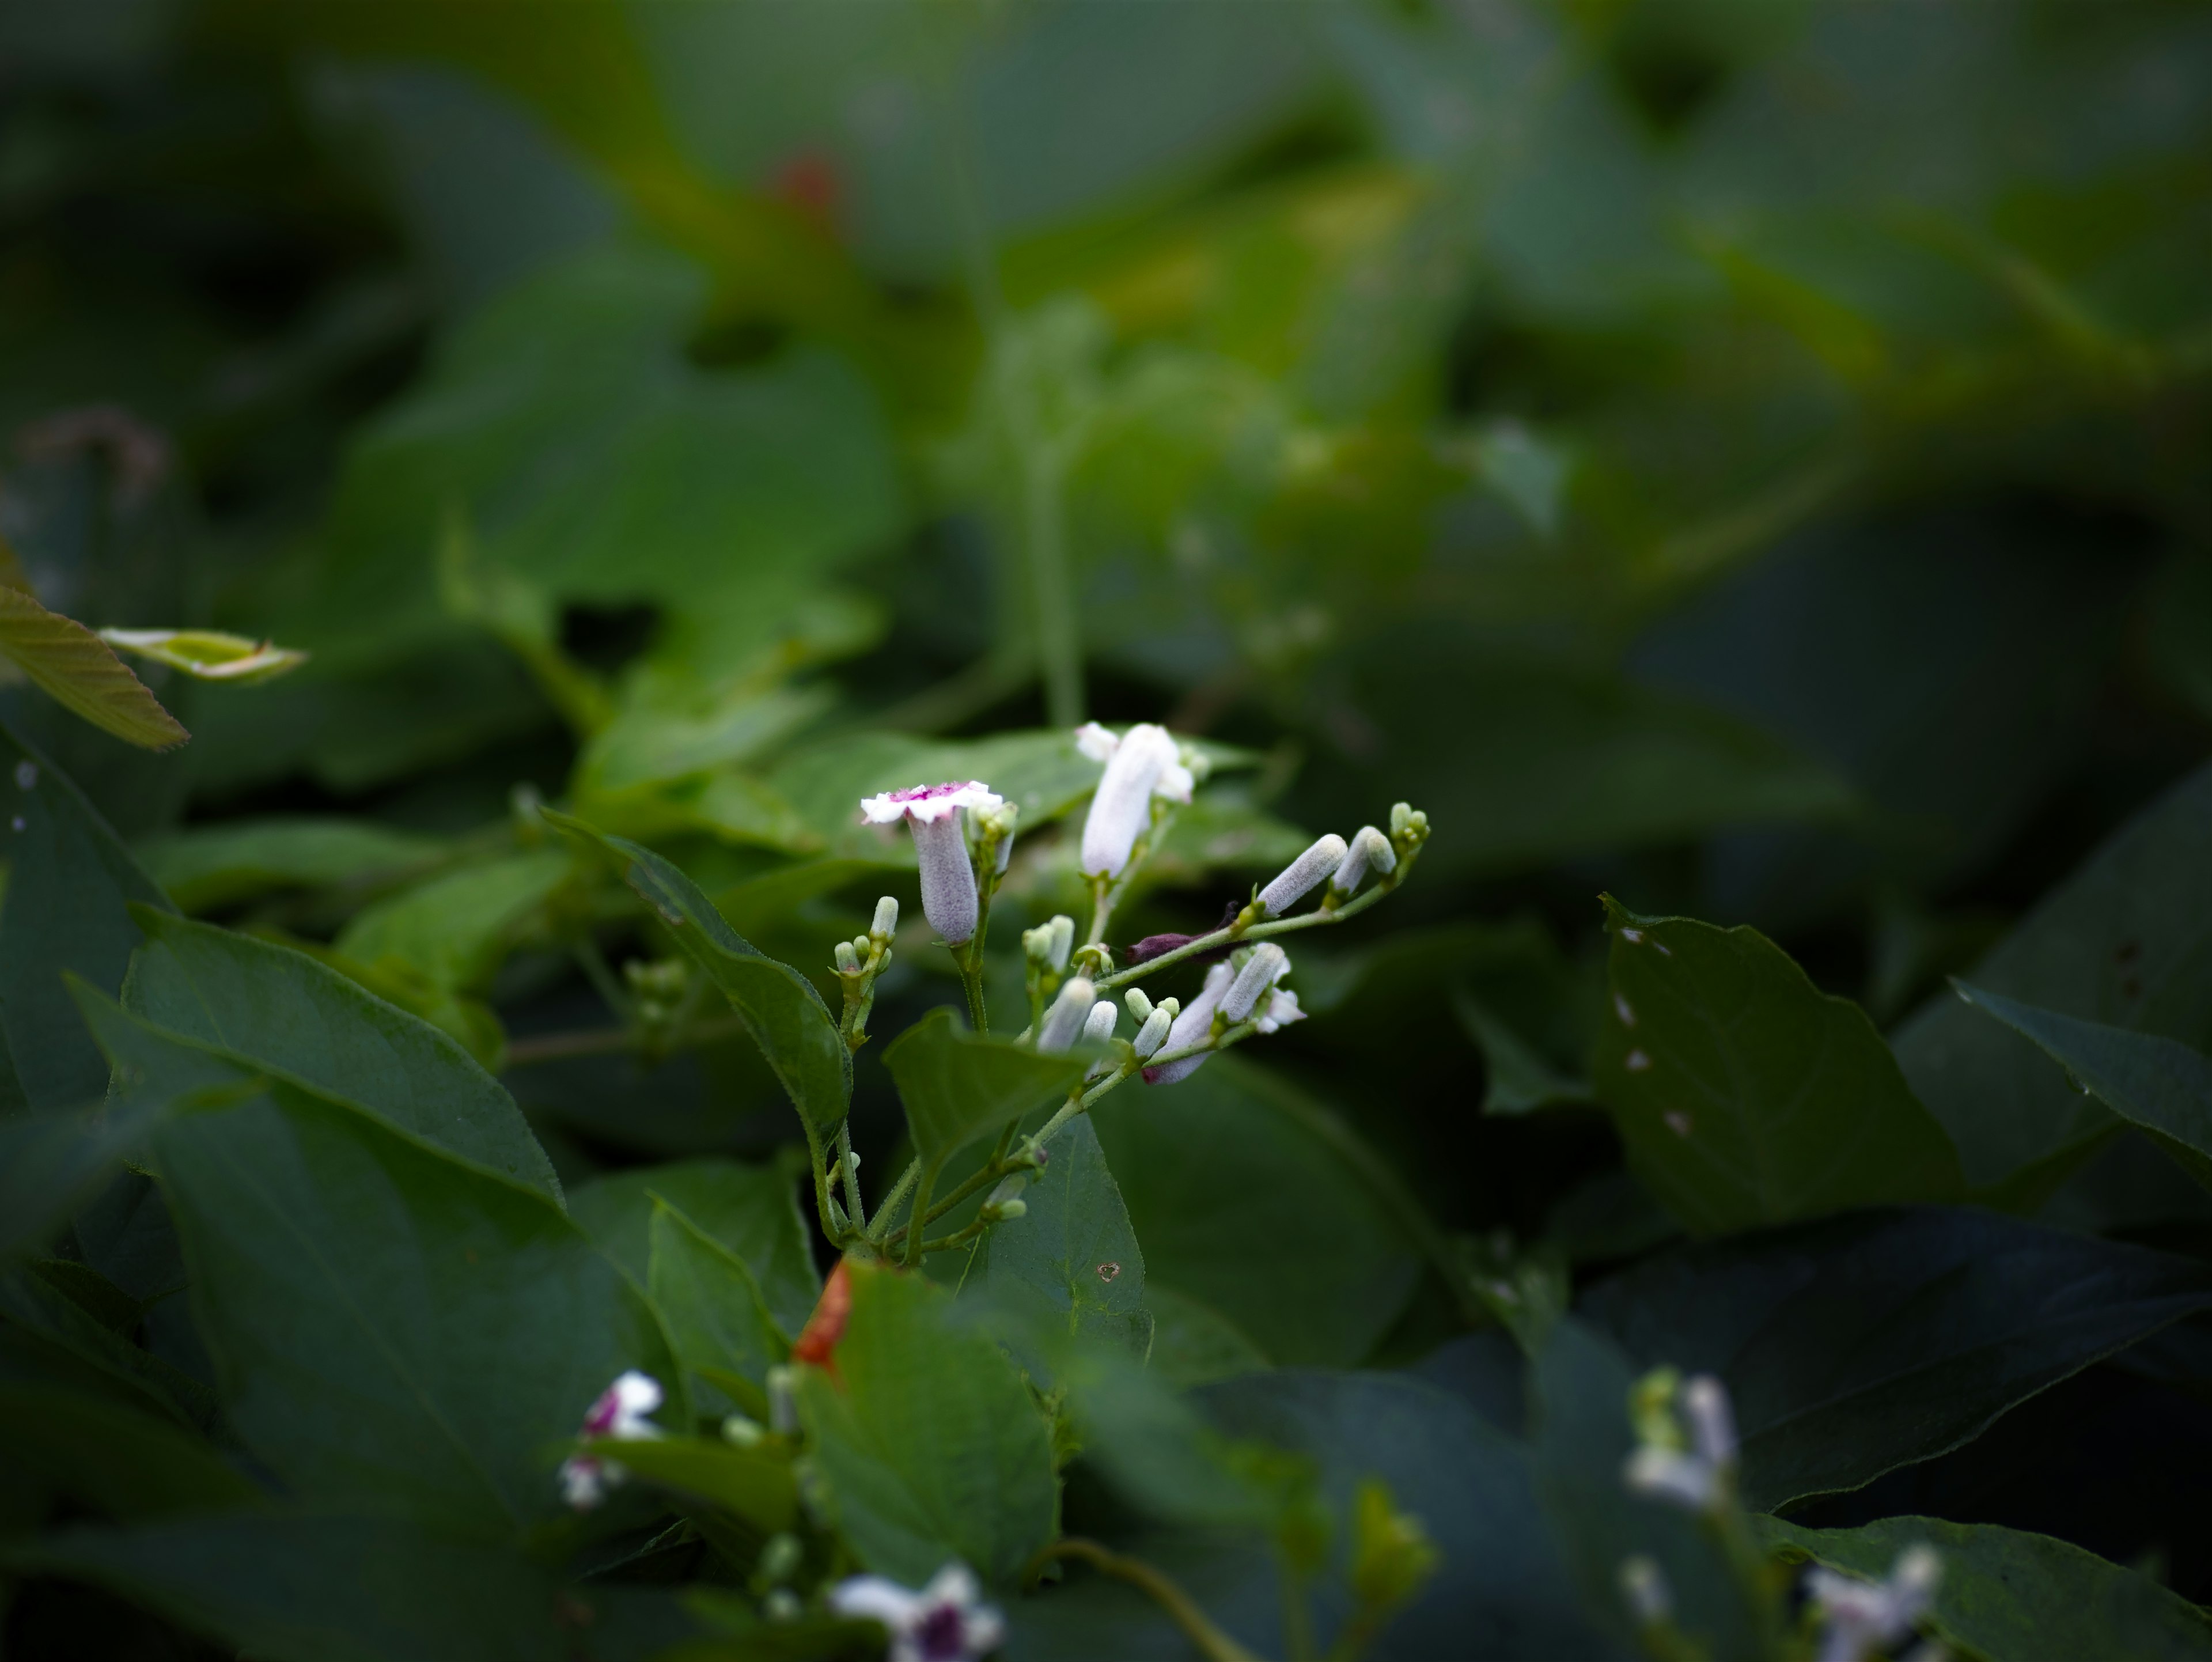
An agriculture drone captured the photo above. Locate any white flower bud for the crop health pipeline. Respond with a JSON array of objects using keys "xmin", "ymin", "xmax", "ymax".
[
  {"xmin": 1037, "ymin": 978, "xmax": 1098, "ymax": 1054},
  {"xmin": 766, "ymin": 1365, "xmax": 797, "ymax": 1435},
  {"xmin": 1389, "ymin": 801, "xmax": 1413, "ymax": 835},
  {"xmin": 977, "ymin": 800, "xmax": 1020, "ymax": 876},
  {"xmin": 871, "ymin": 895, "xmax": 899, "ymax": 941},
  {"xmin": 988, "ymin": 1198, "xmax": 1027, "ymax": 1220},
  {"xmin": 1143, "ymin": 963, "xmax": 1232, "ymax": 1085},
  {"xmin": 1222, "ymin": 945, "xmax": 1290, "ymax": 1024},
  {"xmin": 1046, "ymin": 915, "xmax": 1074, "ymax": 972},
  {"xmin": 985, "ymin": 1174, "xmax": 1027, "ymax": 1208},
  {"xmin": 1078, "ymin": 722, "xmax": 1194, "ymax": 879},
  {"xmin": 1131, "ymin": 1005, "xmax": 1173, "ymax": 1059},
  {"xmin": 721, "ymin": 1413, "xmax": 764, "ymax": 1448},
  {"xmin": 834, "ymin": 940, "xmax": 860, "ymax": 975},
  {"xmin": 1082, "ymin": 1000, "xmax": 1118, "ymax": 1044},
  {"xmin": 1331, "ymin": 825, "xmax": 1398, "ymax": 897},
  {"xmin": 1123, "ymin": 988, "xmax": 1154, "ymax": 1024},
  {"xmin": 1156, "ymin": 997, "xmax": 1180, "ymax": 1020},
  {"xmin": 1257, "ymin": 834, "xmax": 1349, "ymax": 917}
]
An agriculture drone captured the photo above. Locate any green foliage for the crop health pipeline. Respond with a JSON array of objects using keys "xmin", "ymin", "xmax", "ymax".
[
  {"xmin": 884, "ymin": 1009, "xmax": 1092, "ymax": 1183},
  {"xmin": 0, "ymin": 586, "xmax": 187, "ymax": 751},
  {"xmin": 648, "ymin": 1201, "xmax": 789, "ymax": 1417},
  {"xmin": 974, "ymin": 1115, "xmax": 1151, "ymax": 1361}
]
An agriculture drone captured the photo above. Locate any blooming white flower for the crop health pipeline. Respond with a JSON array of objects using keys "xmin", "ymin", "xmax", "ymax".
[
  {"xmin": 1221, "ymin": 945, "xmax": 1290, "ymax": 1024},
  {"xmin": 830, "ymin": 1563, "xmax": 1005, "ymax": 1662},
  {"xmin": 558, "ymin": 1370, "xmax": 664, "ymax": 1510},
  {"xmin": 1143, "ymin": 961, "xmax": 1232, "ymax": 1085},
  {"xmin": 859, "ymin": 782, "xmax": 1003, "ymax": 946},
  {"xmin": 1075, "ymin": 722, "xmax": 1194, "ymax": 879},
  {"xmin": 1255, "ymin": 988, "xmax": 1304, "ymax": 1034},
  {"xmin": 1622, "ymin": 1371, "xmax": 1735, "ymax": 1513},
  {"xmin": 1036, "ymin": 978, "xmax": 1099, "ymax": 1054},
  {"xmin": 1331, "ymin": 825, "xmax": 1397, "ymax": 898},
  {"xmin": 1257, "ymin": 834, "xmax": 1349, "ymax": 917},
  {"xmin": 1807, "ymin": 1546, "xmax": 1942, "ymax": 1662}
]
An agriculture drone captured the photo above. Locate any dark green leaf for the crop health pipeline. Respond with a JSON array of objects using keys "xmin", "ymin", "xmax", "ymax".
[
  {"xmin": 1093, "ymin": 1055, "xmax": 1423, "ymax": 1366},
  {"xmin": 793, "ymin": 1258, "xmax": 1056, "ymax": 1588},
  {"xmin": 0, "ymin": 720, "xmax": 174, "ymax": 1112},
  {"xmin": 585, "ymin": 1436, "xmax": 799, "ymax": 1538},
  {"xmin": 120, "ymin": 909, "xmax": 560, "ymax": 1201},
  {"xmin": 648, "ymin": 1200, "xmax": 788, "ymax": 1417},
  {"xmin": 141, "ymin": 1035, "xmax": 680, "ymax": 1535},
  {"xmin": 548, "ymin": 811, "xmax": 851, "ymax": 1137},
  {"xmin": 0, "ymin": 1100, "xmax": 178, "ymax": 1269},
  {"xmin": 1144, "ymin": 1286, "xmax": 1271, "ymax": 1387},
  {"xmin": 335, "ymin": 849, "xmax": 571, "ymax": 993},
  {"xmin": 975, "ymin": 1114, "xmax": 1150, "ymax": 1363},
  {"xmin": 135, "ymin": 816, "xmax": 448, "ymax": 913},
  {"xmin": 882, "ymin": 1006, "xmax": 1090, "ymax": 1179},
  {"xmin": 25, "ymin": 1258, "xmax": 143, "ymax": 1332},
  {"xmin": 1956, "ymin": 983, "xmax": 2212, "ymax": 1191},
  {"xmin": 0, "ymin": 1383, "xmax": 263, "ymax": 1521},
  {"xmin": 1765, "ymin": 1515, "xmax": 2212, "ymax": 1662},
  {"xmin": 1592, "ymin": 898, "xmax": 1964, "ymax": 1233},
  {"xmin": 1892, "ymin": 761, "xmax": 2212, "ymax": 1197},
  {"xmin": 0, "ymin": 1266, "xmax": 218, "ymax": 1434},
  {"xmin": 1580, "ymin": 1206, "xmax": 2212, "ymax": 1510}
]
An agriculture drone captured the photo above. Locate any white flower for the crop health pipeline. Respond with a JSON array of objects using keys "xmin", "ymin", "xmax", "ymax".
[
  {"xmin": 1621, "ymin": 1371, "xmax": 1735, "ymax": 1515},
  {"xmin": 558, "ymin": 1370, "xmax": 663, "ymax": 1510},
  {"xmin": 1036, "ymin": 978, "xmax": 1098, "ymax": 1054},
  {"xmin": 1143, "ymin": 961, "xmax": 1232, "ymax": 1085},
  {"xmin": 1257, "ymin": 834, "xmax": 1349, "ymax": 917},
  {"xmin": 858, "ymin": 782, "xmax": 1003, "ymax": 947},
  {"xmin": 1808, "ymin": 1546, "xmax": 1941, "ymax": 1662},
  {"xmin": 1221, "ymin": 945, "xmax": 1290, "ymax": 1024},
  {"xmin": 1254, "ymin": 988, "xmax": 1304, "ymax": 1034},
  {"xmin": 1331, "ymin": 825, "xmax": 1397, "ymax": 898},
  {"xmin": 830, "ymin": 1563, "xmax": 1006, "ymax": 1662},
  {"xmin": 1076, "ymin": 723, "xmax": 1194, "ymax": 879}
]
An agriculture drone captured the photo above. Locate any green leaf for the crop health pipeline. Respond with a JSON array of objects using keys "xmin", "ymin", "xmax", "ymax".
[
  {"xmin": 1591, "ymin": 898, "xmax": 1964, "ymax": 1233},
  {"xmin": 1956, "ymin": 983, "xmax": 2212, "ymax": 1191},
  {"xmin": 975, "ymin": 1114, "xmax": 1150, "ymax": 1362},
  {"xmin": 335, "ymin": 848, "xmax": 571, "ymax": 993},
  {"xmin": 137, "ymin": 816, "xmax": 447, "ymax": 913},
  {"xmin": 0, "ymin": 1097, "xmax": 181, "ymax": 1269},
  {"xmin": 140, "ymin": 1038, "xmax": 680, "ymax": 1535},
  {"xmin": 793, "ymin": 1258, "xmax": 1056, "ymax": 1588},
  {"xmin": 0, "ymin": 1383, "xmax": 263, "ymax": 1521},
  {"xmin": 582, "ymin": 1436, "xmax": 799, "ymax": 1538},
  {"xmin": 1145, "ymin": 1286, "xmax": 1271, "ymax": 1387},
  {"xmin": 1529, "ymin": 1320, "xmax": 1767, "ymax": 1662},
  {"xmin": 0, "ymin": 721, "xmax": 175, "ymax": 1111},
  {"xmin": 548, "ymin": 810, "xmax": 851, "ymax": 1137},
  {"xmin": 97, "ymin": 627, "xmax": 309, "ymax": 684},
  {"xmin": 1092, "ymin": 1055, "xmax": 1423, "ymax": 1366},
  {"xmin": 119, "ymin": 909, "xmax": 560, "ymax": 1202},
  {"xmin": 648, "ymin": 1200, "xmax": 789, "ymax": 1417},
  {"xmin": 570, "ymin": 1157, "xmax": 819, "ymax": 1337},
  {"xmin": 882, "ymin": 1008, "xmax": 1091, "ymax": 1185},
  {"xmin": 1892, "ymin": 760, "xmax": 2212, "ymax": 1197},
  {"xmin": 0, "ymin": 1266, "xmax": 219, "ymax": 1435},
  {"xmin": 1455, "ymin": 987, "xmax": 1593, "ymax": 1115},
  {"xmin": 0, "ymin": 584, "xmax": 188, "ymax": 750},
  {"xmin": 1765, "ymin": 1515, "xmax": 2212, "ymax": 1662},
  {"xmin": 1580, "ymin": 1206, "xmax": 2212, "ymax": 1511}
]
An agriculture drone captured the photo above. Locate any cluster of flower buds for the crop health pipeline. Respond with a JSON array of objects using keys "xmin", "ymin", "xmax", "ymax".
[
  {"xmin": 1622, "ymin": 1366, "xmax": 1737, "ymax": 1514},
  {"xmin": 1023, "ymin": 913, "xmax": 1076, "ymax": 1020},
  {"xmin": 558, "ymin": 1369, "xmax": 664, "ymax": 1509},
  {"xmin": 1233, "ymin": 800, "xmax": 1429, "ymax": 932},
  {"xmin": 1805, "ymin": 1546, "xmax": 1944, "ymax": 1662},
  {"xmin": 830, "ymin": 895, "xmax": 900, "ymax": 1052},
  {"xmin": 1143, "ymin": 942, "xmax": 1303, "ymax": 1085},
  {"xmin": 830, "ymin": 1563, "xmax": 1005, "ymax": 1662},
  {"xmin": 858, "ymin": 782, "xmax": 1014, "ymax": 947}
]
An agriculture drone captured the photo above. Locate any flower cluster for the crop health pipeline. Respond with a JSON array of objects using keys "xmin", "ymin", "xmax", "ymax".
[
  {"xmin": 558, "ymin": 1370, "xmax": 664, "ymax": 1510},
  {"xmin": 830, "ymin": 1563, "xmax": 1005, "ymax": 1662},
  {"xmin": 1622, "ymin": 1366, "xmax": 1737, "ymax": 1514}
]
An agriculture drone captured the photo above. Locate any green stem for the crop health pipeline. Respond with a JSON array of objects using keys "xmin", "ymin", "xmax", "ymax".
[
  {"xmin": 801, "ymin": 1118, "xmax": 841, "ymax": 1245},
  {"xmin": 836, "ymin": 1124, "xmax": 863, "ymax": 1224},
  {"xmin": 902, "ymin": 1167, "xmax": 939, "ymax": 1268},
  {"xmin": 866, "ymin": 1159, "xmax": 920, "ymax": 1244},
  {"xmin": 957, "ymin": 952, "xmax": 990, "ymax": 1035},
  {"xmin": 1028, "ymin": 1540, "xmax": 1266, "ymax": 1662}
]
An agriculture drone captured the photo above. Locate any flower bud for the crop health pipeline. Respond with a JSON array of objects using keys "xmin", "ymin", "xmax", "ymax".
[
  {"xmin": 1047, "ymin": 915, "xmax": 1075, "ymax": 972},
  {"xmin": 978, "ymin": 800, "xmax": 1020, "ymax": 875},
  {"xmin": 1131, "ymin": 1005, "xmax": 1173, "ymax": 1059},
  {"xmin": 985, "ymin": 1174, "xmax": 1027, "ymax": 1208},
  {"xmin": 1143, "ymin": 963, "xmax": 1232, "ymax": 1085},
  {"xmin": 870, "ymin": 895, "xmax": 899, "ymax": 941},
  {"xmin": 1331, "ymin": 825, "xmax": 1397, "ymax": 898},
  {"xmin": 987, "ymin": 1198, "xmax": 1028, "ymax": 1221},
  {"xmin": 1037, "ymin": 978, "xmax": 1098, "ymax": 1054},
  {"xmin": 1389, "ymin": 801, "xmax": 1413, "ymax": 835},
  {"xmin": 1257, "ymin": 834, "xmax": 1348, "ymax": 917},
  {"xmin": 1222, "ymin": 945, "xmax": 1290, "ymax": 1024},
  {"xmin": 1619, "ymin": 1556, "xmax": 1672, "ymax": 1625},
  {"xmin": 757, "ymin": 1532, "xmax": 802, "ymax": 1585},
  {"xmin": 1123, "ymin": 988, "xmax": 1154, "ymax": 1024},
  {"xmin": 766, "ymin": 1365, "xmax": 797, "ymax": 1435},
  {"xmin": 721, "ymin": 1413, "xmax": 764, "ymax": 1447},
  {"xmin": 834, "ymin": 940, "xmax": 860, "ymax": 975},
  {"xmin": 1077, "ymin": 722, "xmax": 1194, "ymax": 878},
  {"xmin": 1082, "ymin": 1000, "xmax": 1119, "ymax": 1044},
  {"xmin": 1681, "ymin": 1375, "xmax": 1736, "ymax": 1468}
]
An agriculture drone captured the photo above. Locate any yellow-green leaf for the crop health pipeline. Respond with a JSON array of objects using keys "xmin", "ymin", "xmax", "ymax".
[
  {"xmin": 97, "ymin": 629, "xmax": 309, "ymax": 686},
  {"xmin": 0, "ymin": 588, "xmax": 187, "ymax": 751}
]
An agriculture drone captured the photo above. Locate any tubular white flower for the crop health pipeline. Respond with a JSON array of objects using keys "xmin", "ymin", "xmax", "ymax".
[
  {"xmin": 1037, "ymin": 978, "xmax": 1099, "ymax": 1054},
  {"xmin": 1257, "ymin": 834, "xmax": 1349, "ymax": 917},
  {"xmin": 1078, "ymin": 722, "xmax": 1193, "ymax": 878},
  {"xmin": 1221, "ymin": 945, "xmax": 1290, "ymax": 1024},
  {"xmin": 1331, "ymin": 824, "xmax": 1397, "ymax": 897},
  {"xmin": 1130, "ymin": 1005, "xmax": 1173, "ymax": 1059},
  {"xmin": 831, "ymin": 1564, "xmax": 1005, "ymax": 1662},
  {"xmin": 1681, "ymin": 1375, "xmax": 1736, "ymax": 1468},
  {"xmin": 1143, "ymin": 962, "xmax": 1232, "ymax": 1085},
  {"xmin": 858, "ymin": 782, "xmax": 1002, "ymax": 946},
  {"xmin": 1255, "ymin": 988, "xmax": 1304, "ymax": 1034}
]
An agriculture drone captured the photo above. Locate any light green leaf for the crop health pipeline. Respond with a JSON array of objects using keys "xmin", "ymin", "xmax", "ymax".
[
  {"xmin": 1765, "ymin": 1516, "xmax": 2212, "ymax": 1662},
  {"xmin": 975, "ymin": 1114, "xmax": 1150, "ymax": 1362},
  {"xmin": 133, "ymin": 1025, "xmax": 679, "ymax": 1535},
  {"xmin": 1092, "ymin": 1055, "xmax": 1422, "ymax": 1366},
  {"xmin": 1956, "ymin": 983, "xmax": 2212, "ymax": 1191},
  {"xmin": 569, "ymin": 1156, "xmax": 819, "ymax": 1337},
  {"xmin": 119, "ymin": 909, "xmax": 560, "ymax": 1202},
  {"xmin": 136, "ymin": 817, "xmax": 446, "ymax": 913},
  {"xmin": 1892, "ymin": 760, "xmax": 2212, "ymax": 1198},
  {"xmin": 1592, "ymin": 897, "xmax": 1964, "ymax": 1233},
  {"xmin": 0, "ymin": 585, "xmax": 188, "ymax": 750},
  {"xmin": 0, "ymin": 1384, "xmax": 263, "ymax": 1521},
  {"xmin": 881, "ymin": 1006, "xmax": 1091, "ymax": 1180},
  {"xmin": 0, "ymin": 721, "xmax": 175, "ymax": 1112},
  {"xmin": 584, "ymin": 1436, "xmax": 800, "ymax": 1538},
  {"xmin": 548, "ymin": 811, "xmax": 851, "ymax": 1137},
  {"xmin": 334, "ymin": 848, "xmax": 571, "ymax": 994},
  {"xmin": 793, "ymin": 1258, "xmax": 1056, "ymax": 1588},
  {"xmin": 648, "ymin": 1200, "xmax": 789, "ymax": 1418},
  {"xmin": 1580, "ymin": 1207, "xmax": 2212, "ymax": 1511},
  {"xmin": 97, "ymin": 628, "xmax": 309, "ymax": 685}
]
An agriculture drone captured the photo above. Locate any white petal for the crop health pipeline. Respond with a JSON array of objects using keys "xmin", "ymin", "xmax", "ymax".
[
  {"xmin": 830, "ymin": 1575, "xmax": 923, "ymax": 1627},
  {"xmin": 1074, "ymin": 722, "xmax": 1121, "ymax": 763},
  {"xmin": 1153, "ymin": 759, "xmax": 1195, "ymax": 805}
]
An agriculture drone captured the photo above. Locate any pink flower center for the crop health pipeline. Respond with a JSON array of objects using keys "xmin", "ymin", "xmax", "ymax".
[{"xmin": 888, "ymin": 781, "xmax": 978, "ymax": 803}]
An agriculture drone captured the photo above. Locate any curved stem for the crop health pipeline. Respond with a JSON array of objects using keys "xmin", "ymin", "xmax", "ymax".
[
  {"xmin": 1028, "ymin": 1540, "xmax": 1267, "ymax": 1662},
  {"xmin": 1096, "ymin": 856, "xmax": 1419, "ymax": 994}
]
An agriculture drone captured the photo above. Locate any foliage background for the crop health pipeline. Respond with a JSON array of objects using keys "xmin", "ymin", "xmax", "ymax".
[{"xmin": 6, "ymin": 0, "xmax": 2212, "ymax": 1656}]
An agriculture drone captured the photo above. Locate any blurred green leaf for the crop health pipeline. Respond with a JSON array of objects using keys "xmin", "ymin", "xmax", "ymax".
[
  {"xmin": 974, "ymin": 1114, "xmax": 1150, "ymax": 1365},
  {"xmin": 97, "ymin": 627, "xmax": 308, "ymax": 685},
  {"xmin": 1581, "ymin": 1206, "xmax": 2212, "ymax": 1512},
  {"xmin": 793, "ymin": 1258, "xmax": 1056, "ymax": 1589},
  {"xmin": 0, "ymin": 1097, "xmax": 179, "ymax": 1271},
  {"xmin": 0, "ymin": 1384, "xmax": 263, "ymax": 1522},
  {"xmin": 569, "ymin": 1157, "xmax": 819, "ymax": 1338},
  {"xmin": 648, "ymin": 1199, "xmax": 788, "ymax": 1418},
  {"xmin": 0, "ymin": 721, "xmax": 174, "ymax": 1112},
  {"xmin": 882, "ymin": 1008, "xmax": 1090, "ymax": 1186},
  {"xmin": 137, "ymin": 817, "xmax": 449, "ymax": 914},
  {"xmin": 1143, "ymin": 1286, "xmax": 1271, "ymax": 1387},
  {"xmin": 549, "ymin": 811, "xmax": 851, "ymax": 1138},
  {"xmin": 120, "ymin": 909, "xmax": 560, "ymax": 1201},
  {"xmin": 1766, "ymin": 1516, "xmax": 2212, "ymax": 1662},
  {"xmin": 0, "ymin": 584, "xmax": 187, "ymax": 751},
  {"xmin": 1892, "ymin": 762, "xmax": 2212, "ymax": 1201},
  {"xmin": 1591, "ymin": 897, "xmax": 1964, "ymax": 1232},
  {"xmin": 587, "ymin": 1436, "xmax": 799, "ymax": 1538},
  {"xmin": 0, "ymin": 1263, "xmax": 218, "ymax": 1437},
  {"xmin": 335, "ymin": 849, "xmax": 571, "ymax": 994}
]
